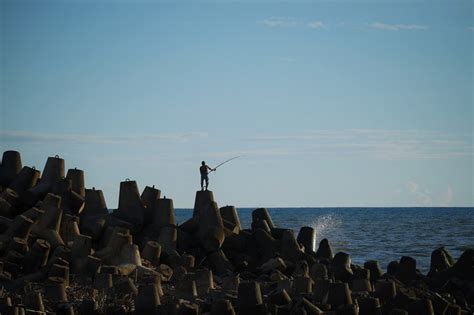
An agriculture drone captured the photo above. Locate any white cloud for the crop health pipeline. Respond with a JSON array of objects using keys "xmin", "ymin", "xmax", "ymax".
[
  {"xmin": 406, "ymin": 182, "xmax": 455, "ymax": 207},
  {"xmin": 259, "ymin": 17, "xmax": 326, "ymax": 29},
  {"xmin": 259, "ymin": 17, "xmax": 300, "ymax": 27},
  {"xmin": 0, "ymin": 130, "xmax": 208, "ymax": 144},
  {"xmin": 245, "ymin": 129, "xmax": 472, "ymax": 160},
  {"xmin": 369, "ymin": 22, "xmax": 428, "ymax": 31},
  {"xmin": 307, "ymin": 21, "xmax": 324, "ymax": 29},
  {"xmin": 406, "ymin": 181, "xmax": 433, "ymax": 206},
  {"xmin": 440, "ymin": 185, "xmax": 454, "ymax": 206}
]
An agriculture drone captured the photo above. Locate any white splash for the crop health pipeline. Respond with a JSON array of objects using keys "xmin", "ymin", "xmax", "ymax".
[{"xmin": 310, "ymin": 214, "xmax": 343, "ymax": 251}]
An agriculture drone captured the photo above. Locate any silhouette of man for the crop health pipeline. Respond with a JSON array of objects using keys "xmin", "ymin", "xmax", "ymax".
[{"xmin": 200, "ymin": 161, "xmax": 215, "ymax": 191}]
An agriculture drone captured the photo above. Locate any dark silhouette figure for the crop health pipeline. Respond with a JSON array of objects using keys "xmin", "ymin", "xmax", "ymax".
[{"xmin": 200, "ymin": 161, "xmax": 215, "ymax": 191}]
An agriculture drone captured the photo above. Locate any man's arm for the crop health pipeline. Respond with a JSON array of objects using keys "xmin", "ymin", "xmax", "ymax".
[{"xmin": 207, "ymin": 165, "xmax": 216, "ymax": 171}]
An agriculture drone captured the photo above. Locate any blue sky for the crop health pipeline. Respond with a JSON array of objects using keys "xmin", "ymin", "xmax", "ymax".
[{"xmin": 1, "ymin": 0, "xmax": 472, "ymax": 208}]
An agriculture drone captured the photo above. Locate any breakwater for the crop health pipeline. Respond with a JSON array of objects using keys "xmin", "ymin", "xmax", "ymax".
[{"xmin": 0, "ymin": 150, "xmax": 472, "ymax": 314}]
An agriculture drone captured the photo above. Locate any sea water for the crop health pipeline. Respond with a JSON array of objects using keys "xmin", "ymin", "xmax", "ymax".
[{"xmin": 175, "ymin": 207, "xmax": 474, "ymax": 273}]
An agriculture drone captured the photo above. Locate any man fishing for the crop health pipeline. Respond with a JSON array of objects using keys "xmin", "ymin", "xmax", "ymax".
[
  {"xmin": 200, "ymin": 161, "xmax": 215, "ymax": 191},
  {"xmin": 199, "ymin": 156, "xmax": 241, "ymax": 190}
]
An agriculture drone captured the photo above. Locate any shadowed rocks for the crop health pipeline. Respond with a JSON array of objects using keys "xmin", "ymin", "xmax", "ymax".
[{"xmin": 0, "ymin": 150, "xmax": 471, "ymax": 315}]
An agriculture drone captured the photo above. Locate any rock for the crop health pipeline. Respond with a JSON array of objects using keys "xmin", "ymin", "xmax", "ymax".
[
  {"xmin": 222, "ymin": 275, "xmax": 240, "ymax": 292},
  {"xmin": 332, "ymin": 252, "xmax": 353, "ymax": 282},
  {"xmin": 220, "ymin": 205, "xmax": 241, "ymax": 234},
  {"xmin": 310, "ymin": 263, "xmax": 328, "ymax": 281},
  {"xmin": 0, "ymin": 215, "xmax": 34, "ymax": 250},
  {"xmin": 30, "ymin": 193, "xmax": 65, "ymax": 248},
  {"xmin": 453, "ymin": 249, "xmax": 474, "ymax": 280},
  {"xmin": 292, "ymin": 276, "xmax": 313, "ymax": 295},
  {"xmin": 254, "ymin": 228, "xmax": 280, "ymax": 262},
  {"xmin": 141, "ymin": 240, "xmax": 161, "ymax": 266},
  {"xmin": 397, "ymin": 256, "xmax": 419, "ymax": 282},
  {"xmin": 327, "ymin": 282, "xmax": 352, "ymax": 308},
  {"xmin": 79, "ymin": 188, "xmax": 107, "ymax": 240},
  {"xmin": 210, "ymin": 299, "xmax": 236, "ymax": 315},
  {"xmin": 358, "ymin": 296, "xmax": 381, "ymax": 315},
  {"xmin": 193, "ymin": 190, "xmax": 215, "ymax": 217},
  {"xmin": 313, "ymin": 279, "xmax": 332, "ymax": 304},
  {"xmin": 65, "ymin": 168, "xmax": 85, "ymax": 197},
  {"xmin": 176, "ymin": 278, "xmax": 197, "ymax": 301},
  {"xmin": 152, "ymin": 197, "xmax": 176, "ymax": 229},
  {"xmin": 23, "ymin": 155, "xmax": 65, "ymax": 207},
  {"xmin": 316, "ymin": 238, "xmax": 333, "ymax": 260},
  {"xmin": 208, "ymin": 249, "xmax": 233, "ymax": 276},
  {"xmin": 24, "ymin": 291, "xmax": 46, "ymax": 313},
  {"xmin": 44, "ymin": 278, "xmax": 68, "ymax": 304},
  {"xmin": 0, "ymin": 151, "xmax": 22, "ymax": 187},
  {"xmin": 351, "ymin": 278, "xmax": 372, "ymax": 293},
  {"xmin": 268, "ymin": 288, "xmax": 292, "ymax": 306},
  {"xmin": 259, "ymin": 257, "xmax": 287, "ymax": 273},
  {"xmin": 71, "ymin": 234, "xmax": 92, "ymax": 272},
  {"xmin": 135, "ymin": 283, "xmax": 161, "ymax": 313},
  {"xmin": 374, "ymin": 279, "xmax": 397, "ymax": 304},
  {"xmin": 280, "ymin": 229, "xmax": 304, "ymax": 262},
  {"xmin": 364, "ymin": 260, "xmax": 383, "ymax": 282},
  {"xmin": 297, "ymin": 226, "xmax": 316, "ymax": 254},
  {"xmin": 111, "ymin": 179, "xmax": 144, "ymax": 231},
  {"xmin": 23, "ymin": 239, "xmax": 51, "ymax": 273},
  {"xmin": 237, "ymin": 281, "xmax": 263, "ymax": 312},
  {"xmin": 252, "ymin": 208, "xmax": 275, "ymax": 229}
]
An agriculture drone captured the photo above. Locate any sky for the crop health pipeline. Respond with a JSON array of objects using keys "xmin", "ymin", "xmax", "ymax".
[{"xmin": 1, "ymin": 0, "xmax": 473, "ymax": 208}]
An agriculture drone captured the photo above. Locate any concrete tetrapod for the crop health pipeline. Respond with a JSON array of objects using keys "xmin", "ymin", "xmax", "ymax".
[
  {"xmin": 8, "ymin": 166, "xmax": 40, "ymax": 198},
  {"xmin": 364, "ymin": 260, "xmax": 383, "ymax": 282},
  {"xmin": 0, "ymin": 151, "xmax": 22, "ymax": 187},
  {"xmin": 236, "ymin": 281, "xmax": 264, "ymax": 313},
  {"xmin": 30, "ymin": 194, "xmax": 65, "ymax": 248},
  {"xmin": 141, "ymin": 185, "xmax": 161, "ymax": 222},
  {"xmin": 297, "ymin": 226, "xmax": 316, "ymax": 254},
  {"xmin": 70, "ymin": 234, "xmax": 92, "ymax": 273},
  {"xmin": 0, "ymin": 215, "xmax": 34, "ymax": 250},
  {"xmin": 51, "ymin": 178, "xmax": 85, "ymax": 215},
  {"xmin": 326, "ymin": 282, "xmax": 353, "ymax": 308},
  {"xmin": 65, "ymin": 168, "xmax": 85, "ymax": 197},
  {"xmin": 79, "ymin": 188, "xmax": 107, "ymax": 241},
  {"xmin": 59, "ymin": 214, "xmax": 80, "ymax": 246},
  {"xmin": 22, "ymin": 239, "xmax": 51, "ymax": 273},
  {"xmin": 316, "ymin": 238, "xmax": 333, "ymax": 260},
  {"xmin": 220, "ymin": 206, "xmax": 241, "ymax": 234},
  {"xmin": 210, "ymin": 299, "xmax": 236, "ymax": 315},
  {"xmin": 252, "ymin": 208, "xmax": 275, "ymax": 229},
  {"xmin": 332, "ymin": 252, "xmax": 354, "ymax": 282},
  {"xmin": 112, "ymin": 179, "xmax": 144, "ymax": 232},
  {"xmin": 197, "ymin": 201, "xmax": 225, "ymax": 253},
  {"xmin": 141, "ymin": 240, "xmax": 161, "ymax": 266},
  {"xmin": 193, "ymin": 190, "xmax": 215, "ymax": 217},
  {"xmin": 23, "ymin": 155, "xmax": 64, "ymax": 207},
  {"xmin": 95, "ymin": 228, "xmax": 133, "ymax": 265}
]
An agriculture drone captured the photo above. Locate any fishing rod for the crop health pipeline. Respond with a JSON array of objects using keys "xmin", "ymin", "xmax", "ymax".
[{"xmin": 209, "ymin": 156, "xmax": 241, "ymax": 173}]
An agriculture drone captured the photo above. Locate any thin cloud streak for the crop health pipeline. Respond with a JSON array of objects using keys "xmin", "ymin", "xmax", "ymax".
[
  {"xmin": 245, "ymin": 129, "xmax": 472, "ymax": 160},
  {"xmin": 259, "ymin": 17, "xmax": 326, "ymax": 29},
  {"xmin": 0, "ymin": 130, "xmax": 208, "ymax": 144},
  {"xmin": 307, "ymin": 21, "xmax": 325, "ymax": 29},
  {"xmin": 259, "ymin": 17, "xmax": 300, "ymax": 27},
  {"xmin": 368, "ymin": 22, "xmax": 428, "ymax": 31}
]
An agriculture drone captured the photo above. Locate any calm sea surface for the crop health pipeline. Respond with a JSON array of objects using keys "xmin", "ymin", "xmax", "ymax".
[{"xmin": 175, "ymin": 207, "xmax": 473, "ymax": 273}]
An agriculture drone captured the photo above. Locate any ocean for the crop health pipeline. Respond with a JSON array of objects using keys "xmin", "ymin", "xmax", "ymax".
[{"xmin": 175, "ymin": 207, "xmax": 474, "ymax": 273}]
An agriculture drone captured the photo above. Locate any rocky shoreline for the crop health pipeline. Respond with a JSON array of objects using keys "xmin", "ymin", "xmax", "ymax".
[{"xmin": 0, "ymin": 150, "xmax": 472, "ymax": 315}]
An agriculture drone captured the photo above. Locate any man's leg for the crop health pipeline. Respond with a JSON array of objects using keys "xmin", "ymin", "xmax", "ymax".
[
  {"xmin": 200, "ymin": 177, "xmax": 204, "ymax": 190},
  {"xmin": 205, "ymin": 177, "xmax": 209, "ymax": 190}
]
